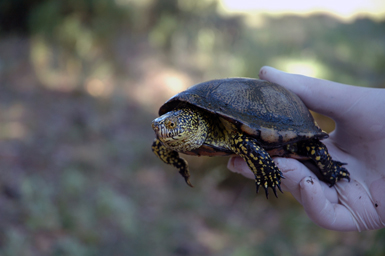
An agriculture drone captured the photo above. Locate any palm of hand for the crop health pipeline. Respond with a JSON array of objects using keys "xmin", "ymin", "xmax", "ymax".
[{"xmin": 324, "ymin": 88, "xmax": 385, "ymax": 231}]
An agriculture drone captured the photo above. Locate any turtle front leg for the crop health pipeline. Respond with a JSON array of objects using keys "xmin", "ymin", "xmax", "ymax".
[
  {"xmin": 231, "ymin": 134, "xmax": 284, "ymax": 198},
  {"xmin": 152, "ymin": 139, "xmax": 193, "ymax": 187},
  {"xmin": 296, "ymin": 139, "xmax": 350, "ymax": 186}
]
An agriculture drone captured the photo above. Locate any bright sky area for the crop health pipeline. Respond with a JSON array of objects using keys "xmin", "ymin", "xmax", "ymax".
[{"xmin": 219, "ymin": 0, "xmax": 385, "ymax": 21}]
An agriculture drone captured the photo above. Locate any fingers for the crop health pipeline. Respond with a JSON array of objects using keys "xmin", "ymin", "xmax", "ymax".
[
  {"xmin": 228, "ymin": 156, "xmax": 359, "ymax": 231},
  {"xmin": 273, "ymin": 158, "xmax": 338, "ymax": 203},
  {"xmin": 258, "ymin": 66, "xmax": 363, "ymax": 121},
  {"xmin": 299, "ymin": 177, "xmax": 359, "ymax": 231},
  {"xmin": 274, "ymin": 158, "xmax": 358, "ymax": 231}
]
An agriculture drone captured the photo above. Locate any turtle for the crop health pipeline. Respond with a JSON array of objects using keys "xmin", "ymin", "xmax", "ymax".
[{"xmin": 151, "ymin": 78, "xmax": 350, "ymax": 198}]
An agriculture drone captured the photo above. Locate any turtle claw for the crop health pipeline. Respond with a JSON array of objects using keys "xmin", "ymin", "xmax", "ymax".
[
  {"xmin": 254, "ymin": 171, "xmax": 284, "ymax": 199},
  {"xmin": 255, "ymin": 182, "xmax": 273, "ymax": 199},
  {"xmin": 264, "ymin": 185, "xmax": 272, "ymax": 199},
  {"xmin": 179, "ymin": 169, "xmax": 194, "ymax": 188},
  {"xmin": 256, "ymin": 182, "xmax": 282, "ymax": 199},
  {"xmin": 268, "ymin": 185, "xmax": 280, "ymax": 199},
  {"xmin": 277, "ymin": 183, "xmax": 283, "ymax": 194},
  {"xmin": 272, "ymin": 186, "xmax": 278, "ymax": 198},
  {"xmin": 184, "ymin": 177, "xmax": 194, "ymax": 188},
  {"xmin": 335, "ymin": 163, "xmax": 350, "ymax": 183}
]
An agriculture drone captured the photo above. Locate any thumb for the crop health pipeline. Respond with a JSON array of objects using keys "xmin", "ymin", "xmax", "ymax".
[{"xmin": 258, "ymin": 66, "xmax": 363, "ymax": 121}]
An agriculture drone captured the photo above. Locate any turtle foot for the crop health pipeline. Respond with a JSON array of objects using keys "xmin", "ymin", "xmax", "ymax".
[{"xmin": 255, "ymin": 173, "xmax": 284, "ymax": 199}]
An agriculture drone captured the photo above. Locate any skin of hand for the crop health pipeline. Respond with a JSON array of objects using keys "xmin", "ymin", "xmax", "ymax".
[{"xmin": 227, "ymin": 66, "xmax": 385, "ymax": 231}]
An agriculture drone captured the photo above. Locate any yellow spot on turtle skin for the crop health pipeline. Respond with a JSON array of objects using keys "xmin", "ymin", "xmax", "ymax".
[
  {"xmin": 311, "ymin": 150, "xmax": 316, "ymax": 155},
  {"xmin": 306, "ymin": 146, "xmax": 310, "ymax": 151},
  {"xmin": 315, "ymin": 156, "xmax": 321, "ymax": 161}
]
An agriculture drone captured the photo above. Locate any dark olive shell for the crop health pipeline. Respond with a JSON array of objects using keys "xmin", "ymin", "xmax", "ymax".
[{"xmin": 159, "ymin": 78, "xmax": 327, "ymax": 147}]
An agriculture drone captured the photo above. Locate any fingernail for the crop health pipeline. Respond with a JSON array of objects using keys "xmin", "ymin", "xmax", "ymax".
[
  {"xmin": 305, "ymin": 176, "xmax": 315, "ymax": 185},
  {"xmin": 227, "ymin": 157, "xmax": 236, "ymax": 172},
  {"xmin": 259, "ymin": 66, "xmax": 280, "ymax": 79},
  {"xmin": 259, "ymin": 66, "xmax": 270, "ymax": 78},
  {"xmin": 300, "ymin": 176, "xmax": 316, "ymax": 189},
  {"xmin": 228, "ymin": 157, "xmax": 240, "ymax": 172}
]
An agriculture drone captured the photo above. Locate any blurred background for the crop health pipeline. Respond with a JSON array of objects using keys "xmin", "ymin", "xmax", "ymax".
[{"xmin": 0, "ymin": 0, "xmax": 385, "ymax": 255}]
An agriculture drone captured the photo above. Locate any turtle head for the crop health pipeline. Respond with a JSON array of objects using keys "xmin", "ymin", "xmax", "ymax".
[{"xmin": 152, "ymin": 108, "xmax": 208, "ymax": 152}]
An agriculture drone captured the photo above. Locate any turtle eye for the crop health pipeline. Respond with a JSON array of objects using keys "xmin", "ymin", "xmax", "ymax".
[{"xmin": 167, "ymin": 120, "xmax": 176, "ymax": 129}]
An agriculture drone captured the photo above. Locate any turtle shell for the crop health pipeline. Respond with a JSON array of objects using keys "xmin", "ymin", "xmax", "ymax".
[{"xmin": 159, "ymin": 78, "xmax": 327, "ymax": 148}]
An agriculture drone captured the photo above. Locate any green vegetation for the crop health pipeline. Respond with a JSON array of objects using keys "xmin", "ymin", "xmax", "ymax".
[{"xmin": 0, "ymin": 0, "xmax": 384, "ymax": 255}]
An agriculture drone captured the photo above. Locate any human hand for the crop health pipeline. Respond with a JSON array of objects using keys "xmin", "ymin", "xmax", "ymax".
[{"xmin": 227, "ymin": 66, "xmax": 385, "ymax": 231}]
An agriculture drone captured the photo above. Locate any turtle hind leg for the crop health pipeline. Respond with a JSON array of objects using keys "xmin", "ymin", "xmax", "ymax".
[
  {"xmin": 152, "ymin": 139, "xmax": 193, "ymax": 187},
  {"xmin": 231, "ymin": 134, "xmax": 284, "ymax": 198},
  {"xmin": 296, "ymin": 139, "xmax": 350, "ymax": 186}
]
